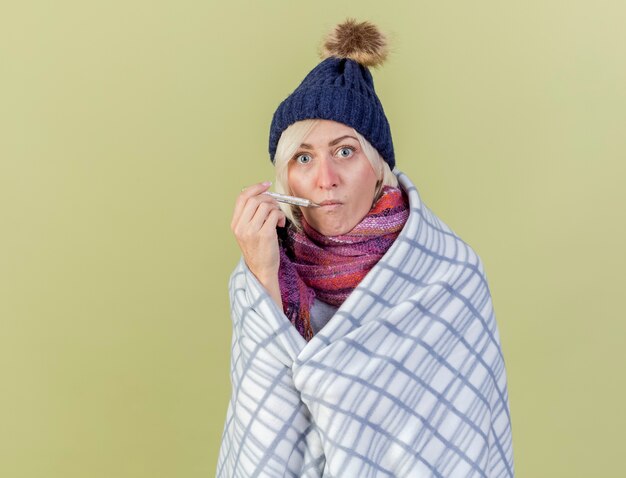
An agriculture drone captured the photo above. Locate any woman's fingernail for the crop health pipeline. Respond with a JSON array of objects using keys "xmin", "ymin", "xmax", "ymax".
[{"xmin": 262, "ymin": 181, "xmax": 272, "ymax": 186}]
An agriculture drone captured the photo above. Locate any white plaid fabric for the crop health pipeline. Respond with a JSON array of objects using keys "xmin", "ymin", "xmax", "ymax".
[{"xmin": 217, "ymin": 171, "xmax": 514, "ymax": 477}]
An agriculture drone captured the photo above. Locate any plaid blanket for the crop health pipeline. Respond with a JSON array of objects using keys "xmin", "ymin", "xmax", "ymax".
[{"xmin": 217, "ymin": 171, "xmax": 514, "ymax": 477}]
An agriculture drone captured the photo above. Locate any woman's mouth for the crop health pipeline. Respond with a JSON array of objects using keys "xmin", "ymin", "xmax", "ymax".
[{"xmin": 318, "ymin": 200, "xmax": 343, "ymax": 208}]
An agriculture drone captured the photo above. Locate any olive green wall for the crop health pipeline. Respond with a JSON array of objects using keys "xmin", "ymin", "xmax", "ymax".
[{"xmin": 2, "ymin": 1, "xmax": 624, "ymax": 476}]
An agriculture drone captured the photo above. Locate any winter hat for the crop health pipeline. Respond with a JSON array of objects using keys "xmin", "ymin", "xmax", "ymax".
[{"xmin": 268, "ymin": 19, "xmax": 395, "ymax": 169}]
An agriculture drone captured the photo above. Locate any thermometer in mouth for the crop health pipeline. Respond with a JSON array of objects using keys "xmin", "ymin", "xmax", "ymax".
[{"xmin": 264, "ymin": 191, "xmax": 320, "ymax": 208}]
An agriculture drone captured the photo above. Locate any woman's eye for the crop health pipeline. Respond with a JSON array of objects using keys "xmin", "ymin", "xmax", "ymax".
[
  {"xmin": 296, "ymin": 154, "xmax": 312, "ymax": 164},
  {"xmin": 337, "ymin": 147, "xmax": 354, "ymax": 158}
]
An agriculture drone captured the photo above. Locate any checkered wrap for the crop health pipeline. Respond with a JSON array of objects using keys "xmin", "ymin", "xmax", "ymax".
[{"xmin": 217, "ymin": 171, "xmax": 514, "ymax": 477}]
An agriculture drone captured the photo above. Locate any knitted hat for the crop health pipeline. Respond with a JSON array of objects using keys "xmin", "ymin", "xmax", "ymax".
[{"xmin": 269, "ymin": 19, "xmax": 395, "ymax": 169}]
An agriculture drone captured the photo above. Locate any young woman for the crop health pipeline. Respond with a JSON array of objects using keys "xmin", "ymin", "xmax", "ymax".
[{"xmin": 219, "ymin": 19, "xmax": 514, "ymax": 477}]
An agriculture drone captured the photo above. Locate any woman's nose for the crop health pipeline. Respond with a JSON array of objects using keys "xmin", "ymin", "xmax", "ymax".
[{"xmin": 316, "ymin": 157, "xmax": 339, "ymax": 189}]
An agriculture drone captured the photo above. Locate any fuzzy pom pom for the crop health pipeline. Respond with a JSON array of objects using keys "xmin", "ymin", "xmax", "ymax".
[{"xmin": 320, "ymin": 18, "xmax": 389, "ymax": 68}]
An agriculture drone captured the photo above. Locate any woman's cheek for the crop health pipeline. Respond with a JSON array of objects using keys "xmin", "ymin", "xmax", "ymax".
[{"xmin": 288, "ymin": 174, "xmax": 307, "ymax": 197}]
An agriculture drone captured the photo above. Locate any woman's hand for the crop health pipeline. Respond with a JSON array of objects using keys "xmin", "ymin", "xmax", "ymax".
[{"xmin": 231, "ymin": 182, "xmax": 286, "ymax": 306}]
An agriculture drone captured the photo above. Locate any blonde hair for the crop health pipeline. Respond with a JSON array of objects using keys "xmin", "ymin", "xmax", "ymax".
[{"xmin": 273, "ymin": 119, "xmax": 398, "ymax": 228}]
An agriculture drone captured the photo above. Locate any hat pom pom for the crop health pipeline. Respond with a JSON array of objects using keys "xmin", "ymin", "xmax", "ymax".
[{"xmin": 321, "ymin": 18, "xmax": 389, "ymax": 68}]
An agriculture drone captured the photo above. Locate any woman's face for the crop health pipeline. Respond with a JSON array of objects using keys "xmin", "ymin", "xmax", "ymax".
[{"xmin": 287, "ymin": 120, "xmax": 379, "ymax": 236}]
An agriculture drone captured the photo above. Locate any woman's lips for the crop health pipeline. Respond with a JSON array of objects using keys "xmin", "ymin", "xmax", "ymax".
[{"xmin": 318, "ymin": 200, "xmax": 343, "ymax": 208}]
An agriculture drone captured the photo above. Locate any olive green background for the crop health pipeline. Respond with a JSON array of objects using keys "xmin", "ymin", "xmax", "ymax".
[{"xmin": 1, "ymin": 1, "xmax": 624, "ymax": 476}]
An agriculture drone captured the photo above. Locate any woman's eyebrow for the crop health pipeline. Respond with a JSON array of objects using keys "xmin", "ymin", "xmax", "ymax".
[
  {"xmin": 329, "ymin": 135, "xmax": 358, "ymax": 146},
  {"xmin": 299, "ymin": 135, "xmax": 358, "ymax": 149}
]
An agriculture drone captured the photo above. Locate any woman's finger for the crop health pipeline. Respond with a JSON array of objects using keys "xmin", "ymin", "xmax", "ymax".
[
  {"xmin": 247, "ymin": 200, "xmax": 282, "ymax": 233},
  {"xmin": 233, "ymin": 194, "xmax": 278, "ymax": 235},
  {"xmin": 231, "ymin": 181, "xmax": 272, "ymax": 228},
  {"xmin": 259, "ymin": 208, "xmax": 287, "ymax": 235},
  {"xmin": 233, "ymin": 181, "xmax": 272, "ymax": 223}
]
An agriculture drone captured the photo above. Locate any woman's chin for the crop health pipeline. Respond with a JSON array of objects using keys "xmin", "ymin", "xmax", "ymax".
[
  {"xmin": 309, "ymin": 220, "xmax": 355, "ymax": 237},
  {"xmin": 304, "ymin": 210, "xmax": 364, "ymax": 236}
]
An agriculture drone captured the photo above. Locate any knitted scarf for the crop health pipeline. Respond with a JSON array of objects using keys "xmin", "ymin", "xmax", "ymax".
[{"xmin": 278, "ymin": 186, "xmax": 409, "ymax": 341}]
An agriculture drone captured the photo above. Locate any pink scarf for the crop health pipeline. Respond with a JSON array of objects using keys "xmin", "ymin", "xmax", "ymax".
[{"xmin": 278, "ymin": 186, "xmax": 409, "ymax": 341}]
